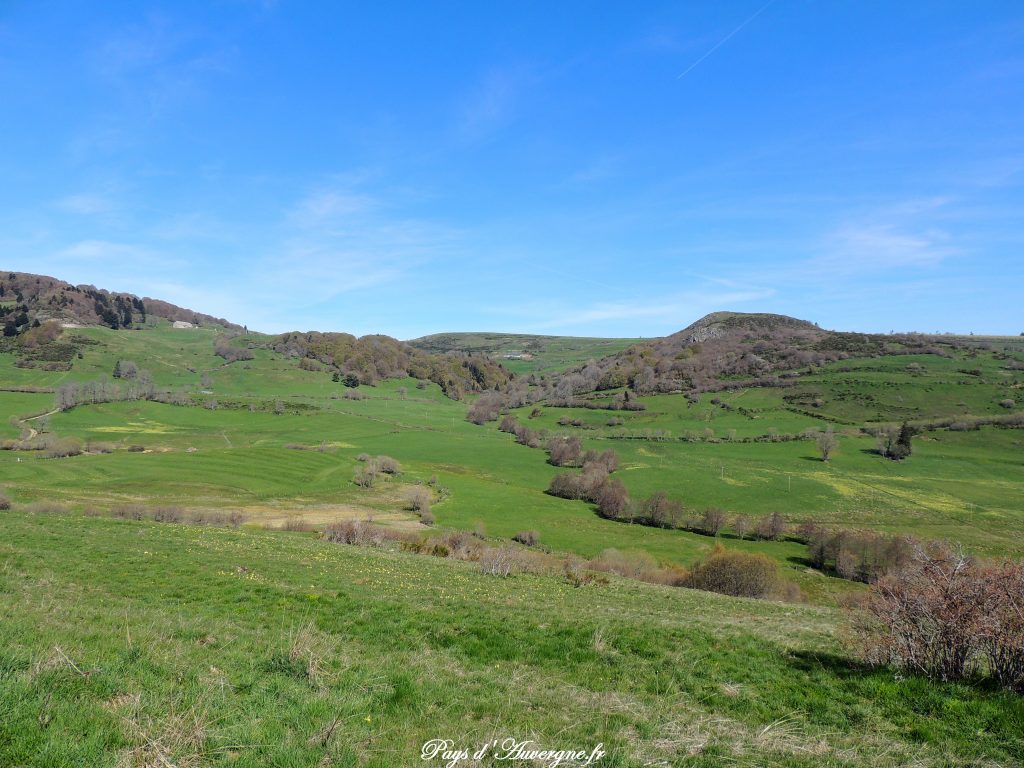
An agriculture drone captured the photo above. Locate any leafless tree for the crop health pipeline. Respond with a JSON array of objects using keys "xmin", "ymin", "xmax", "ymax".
[
  {"xmin": 699, "ymin": 507, "xmax": 727, "ymax": 536},
  {"xmin": 756, "ymin": 512, "xmax": 786, "ymax": 541},
  {"xmin": 595, "ymin": 478, "xmax": 630, "ymax": 519},
  {"xmin": 547, "ymin": 436, "xmax": 583, "ymax": 467},
  {"xmin": 815, "ymin": 427, "xmax": 838, "ymax": 462},
  {"xmin": 406, "ymin": 486, "xmax": 431, "ymax": 513},
  {"xmin": 639, "ymin": 492, "xmax": 684, "ymax": 528}
]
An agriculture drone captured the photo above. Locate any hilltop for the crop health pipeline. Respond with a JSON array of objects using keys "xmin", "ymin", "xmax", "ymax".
[
  {"xmin": 668, "ymin": 311, "xmax": 821, "ymax": 344},
  {"xmin": 529, "ymin": 311, "xmax": 984, "ymax": 398},
  {"xmin": 0, "ymin": 271, "xmax": 241, "ymax": 332}
]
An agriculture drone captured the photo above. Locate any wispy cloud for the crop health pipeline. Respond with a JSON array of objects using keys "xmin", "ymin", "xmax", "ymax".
[
  {"xmin": 811, "ymin": 197, "xmax": 961, "ymax": 276},
  {"xmin": 480, "ymin": 286, "xmax": 776, "ymax": 334},
  {"xmin": 150, "ymin": 211, "xmax": 234, "ymax": 241},
  {"xmin": 57, "ymin": 239, "xmax": 175, "ymax": 267},
  {"xmin": 55, "ymin": 193, "xmax": 118, "ymax": 215},
  {"xmin": 819, "ymin": 224, "xmax": 954, "ymax": 273},
  {"xmin": 458, "ymin": 66, "xmax": 532, "ymax": 139},
  {"xmin": 560, "ymin": 156, "xmax": 620, "ymax": 187},
  {"xmin": 238, "ymin": 181, "xmax": 465, "ymax": 327},
  {"xmin": 84, "ymin": 12, "xmax": 237, "ymax": 128},
  {"xmin": 287, "ymin": 189, "xmax": 378, "ymax": 229},
  {"xmin": 633, "ymin": 29, "xmax": 687, "ymax": 54}
]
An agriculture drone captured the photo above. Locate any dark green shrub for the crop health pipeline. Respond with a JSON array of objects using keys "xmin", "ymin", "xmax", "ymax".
[{"xmin": 684, "ymin": 546, "xmax": 778, "ymax": 598}]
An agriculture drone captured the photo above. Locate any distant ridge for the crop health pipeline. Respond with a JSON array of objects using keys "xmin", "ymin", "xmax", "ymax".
[{"xmin": 518, "ymin": 311, "xmax": 972, "ymax": 397}]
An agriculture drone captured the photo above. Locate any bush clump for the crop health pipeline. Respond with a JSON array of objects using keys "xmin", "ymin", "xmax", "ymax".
[
  {"xmin": 353, "ymin": 455, "xmax": 402, "ymax": 488},
  {"xmin": 150, "ymin": 506, "xmax": 185, "ymax": 523},
  {"xmin": 804, "ymin": 525, "xmax": 916, "ymax": 582},
  {"xmin": 547, "ymin": 436, "xmax": 582, "ymax": 467},
  {"xmin": 588, "ymin": 548, "xmax": 686, "ymax": 586},
  {"xmin": 106, "ymin": 505, "xmax": 245, "ymax": 528},
  {"xmin": 46, "ymin": 437, "xmax": 83, "ymax": 459},
  {"xmin": 323, "ymin": 520, "xmax": 412, "ymax": 547},
  {"xmin": 283, "ymin": 517, "xmax": 316, "ymax": 532},
  {"xmin": 851, "ymin": 543, "xmax": 1024, "ymax": 692},
  {"xmin": 353, "ymin": 464, "xmax": 377, "ymax": 488},
  {"xmin": 755, "ymin": 512, "xmax": 787, "ymax": 541},
  {"xmin": 21, "ymin": 501, "xmax": 71, "ymax": 515},
  {"xmin": 683, "ymin": 546, "xmax": 778, "ymax": 598},
  {"xmin": 512, "ymin": 530, "xmax": 540, "ymax": 547},
  {"xmin": 376, "ymin": 455, "xmax": 401, "ymax": 475},
  {"xmin": 478, "ymin": 546, "xmax": 521, "ymax": 577}
]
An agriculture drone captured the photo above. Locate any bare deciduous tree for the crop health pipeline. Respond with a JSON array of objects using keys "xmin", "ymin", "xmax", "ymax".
[
  {"xmin": 699, "ymin": 507, "xmax": 727, "ymax": 537},
  {"xmin": 756, "ymin": 512, "xmax": 786, "ymax": 541},
  {"xmin": 816, "ymin": 427, "xmax": 838, "ymax": 462},
  {"xmin": 406, "ymin": 486, "xmax": 431, "ymax": 513}
]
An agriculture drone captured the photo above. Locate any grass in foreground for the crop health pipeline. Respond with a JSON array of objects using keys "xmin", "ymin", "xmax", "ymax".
[{"xmin": 1, "ymin": 510, "xmax": 1022, "ymax": 767}]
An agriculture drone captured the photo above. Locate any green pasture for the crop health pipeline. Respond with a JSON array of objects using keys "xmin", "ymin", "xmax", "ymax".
[
  {"xmin": 1, "ymin": 511, "xmax": 1022, "ymax": 767},
  {"xmin": 1, "ymin": 325, "xmax": 1022, "ymax": 587}
]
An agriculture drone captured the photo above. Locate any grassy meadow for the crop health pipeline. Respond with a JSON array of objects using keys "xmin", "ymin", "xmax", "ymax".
[{"xmin": 2, "ymin": 510, "xmax": 1023, "ymax": 767}]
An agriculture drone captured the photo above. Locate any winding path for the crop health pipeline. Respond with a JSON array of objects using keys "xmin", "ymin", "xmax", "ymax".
[{"xmin": 21, "ymin": 408, "xmax": 60, "ymax": 440}]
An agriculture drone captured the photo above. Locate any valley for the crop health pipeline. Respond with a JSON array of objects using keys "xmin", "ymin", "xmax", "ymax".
[{"xmin": 2, "ymin": 273, "xmax": 1023, "ymax": 766}]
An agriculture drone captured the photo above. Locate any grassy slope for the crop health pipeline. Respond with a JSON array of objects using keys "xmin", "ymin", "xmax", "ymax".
[{"xmin": 1, "ymin": 510, "xmax": 1022, "ymax": 767}]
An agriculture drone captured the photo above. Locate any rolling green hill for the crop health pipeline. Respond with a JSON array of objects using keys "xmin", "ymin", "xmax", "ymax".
[{"xmin": 1, "ymin": 320, "xmax": 1021, "ymax": 574}]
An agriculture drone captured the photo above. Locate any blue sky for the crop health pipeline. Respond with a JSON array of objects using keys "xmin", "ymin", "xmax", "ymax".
[{"xmin": 1, "ymin": 1, "xmax": 1022, "ymax": 337}]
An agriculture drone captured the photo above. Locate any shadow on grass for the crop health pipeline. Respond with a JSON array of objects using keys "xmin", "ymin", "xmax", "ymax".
[
  {"xmin": 785, "ymin": 649, "xmax": 1014, "ymax": 697},
  {"xmin": 786, "ymin": 648, "xmax": 875, "ymax": 678},
  {"xmin": 786, "ymin": 554, "xmax": 816, "ymax": 569}
]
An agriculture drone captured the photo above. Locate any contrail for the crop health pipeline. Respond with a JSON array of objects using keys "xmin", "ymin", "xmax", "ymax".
[{"xmin": 677, "ymin": 0, "xmax": 777, "ymax": 80}]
